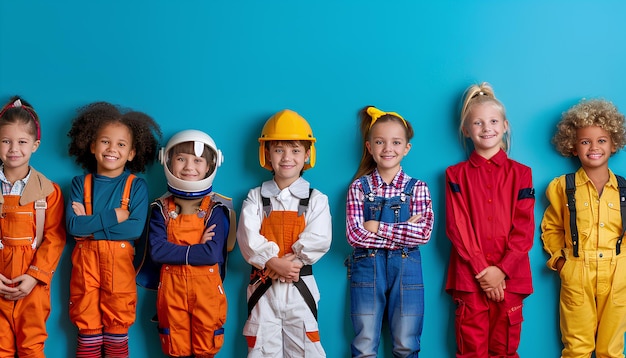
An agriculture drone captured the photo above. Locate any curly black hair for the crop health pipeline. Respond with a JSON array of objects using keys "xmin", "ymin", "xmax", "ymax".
[{"xmin": 68, "ymin": 102, "xmax": 162, "ymax": 173}]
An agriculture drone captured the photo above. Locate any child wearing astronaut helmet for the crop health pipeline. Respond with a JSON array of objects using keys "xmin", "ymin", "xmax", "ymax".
[
  {"xmin": 237, "ymin": 110, "xmax": 332, "ymax": 357},
  {"xmin": 146, "ymin": 129, "xmax": 235, "ymax": 357},
  {"xmin": 160, "ymin": 129, "xmax": 224, "ymax": 197}
]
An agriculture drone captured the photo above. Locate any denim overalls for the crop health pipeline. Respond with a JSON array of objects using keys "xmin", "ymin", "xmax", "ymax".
[{"xmin": 348, "ymin": 176, "xmax": 424, "ymax": 358}]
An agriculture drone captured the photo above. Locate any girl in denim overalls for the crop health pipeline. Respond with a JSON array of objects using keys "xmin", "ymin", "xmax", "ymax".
[{"xmin": 345, "ymin": 106, "xmax": 434, "ymax": 357}]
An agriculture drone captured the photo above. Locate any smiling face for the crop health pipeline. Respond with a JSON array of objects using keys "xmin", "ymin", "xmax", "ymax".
[
  {"xmin": 463, "ymin": 102, "xmax": 508, "ymax": 159},
  {"xmin": 573, "ymin": 125, "xmax": 616, "ymax": 172},
  {"xmin": 170, "ymin": 152, "xmax": 210, "ymax": 182},
  {"xmin": 90, "ymin": 122, "xmax": 135, "ymax": 177},
  {"xmin": 365, "ymin": 120, "xmax": 411, "ymax": 177},
  {"xmin": 0, "ymin": 122, "xmax": 40, "ymax": 181},
  {"xmin": 267, "ymin": 141, "xmax": 310, "ymax": 189}
]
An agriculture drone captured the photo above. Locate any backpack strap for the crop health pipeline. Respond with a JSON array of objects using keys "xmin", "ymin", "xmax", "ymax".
[
  {"xmin": 565, "ymin": 173, "xmax": 579, "ymax": 257},
  {"xmin": 615, "ymin": 175, "xmax": 626, "ymax": 255},
  {"xmin": 211, "ymin": 192, "xmax": 238, "ymax": 252}
]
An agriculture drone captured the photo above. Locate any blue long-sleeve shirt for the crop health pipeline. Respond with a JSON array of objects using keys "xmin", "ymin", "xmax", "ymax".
[
  {"xmin": 65, "ymin": 171, "xmax": 149, "ymax": 241},
  {"xmin": 148, "ymin": 199, "xmax": 229, "ymax": 266}
]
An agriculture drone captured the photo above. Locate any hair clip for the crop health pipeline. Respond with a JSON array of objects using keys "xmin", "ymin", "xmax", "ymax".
[{"xmin": 367, "ymin": 107, "xmax": 408, "ymax": 129}]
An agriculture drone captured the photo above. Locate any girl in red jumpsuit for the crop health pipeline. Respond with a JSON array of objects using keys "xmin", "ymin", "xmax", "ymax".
[{"xmin": 445, "ymin": 83, "xmax": 535, "ymax": 358}]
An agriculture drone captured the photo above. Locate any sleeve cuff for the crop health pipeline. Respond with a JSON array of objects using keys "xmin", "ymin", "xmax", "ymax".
[{"xmin": 26, "ymin": 266, "xmax": 51, "ymax": 285}]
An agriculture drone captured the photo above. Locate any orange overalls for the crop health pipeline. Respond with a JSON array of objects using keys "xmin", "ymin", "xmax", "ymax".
[
  {"xmin": 0, "ymin": 171, "xmax": 65, "ymax": 358},
  {"xmin": 245, "ymin": 203, "xmax": 323, "ymax": 356},
  {"xmin": 156, "ymin": 196, "xmax": 227, "ymax": 358},
  {"xmin": 69, "ymin": 174, "xmax": 137, "ymax": 335}
]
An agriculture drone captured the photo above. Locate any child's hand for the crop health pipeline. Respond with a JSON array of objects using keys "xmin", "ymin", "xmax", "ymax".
[
  {"xmin": 407, "ymin": 214, "xmax": 422, "ymax": 223},
  {"xmin": 266, "ymin": 254, "xmax": 303, "ymax": 283},
  {"xmin": 3, "ymin": 274, "xmax": 37, "ymax": 301},
  {"xmin": 485, "ymin": 282, "xmax": 506, "ymax": 302},
  {"xmin": 72, "ymin": 202, "xmax": 86, "ymax": 216},
  {"xmin": 554, "ymin": 257, "xmax": 566, "ymax": 273},
  {"xmin": 201, "ymin": 224, "xmax": 217, "ymax": 244},
  {"xmin": 363, "ymin": 220, "xmax": 380, "ymax": 233},
  {"xmin": 0, "ymin": 274, "xmax": 18, "ymax": 298},
  {"xmin": 114, "ymin": 208, "xmax": 130, "ymax": 223},
  {"xmin": 475, "ymin": 266, "xmax": 506, "ymax": 291}
]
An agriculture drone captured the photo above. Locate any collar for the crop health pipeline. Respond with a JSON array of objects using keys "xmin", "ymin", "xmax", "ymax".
[
  {"xmin": 261, "ymin": 176, "xmax": 310, "ymax": 199},
  {"xmin": 469, "ymin": 149, "xmax": 507, "ymax": 168},
  {"xmin": 371, "ymin": 168, "xmax": 405, "ymax": 189},
  {"xmin": 0, "ymin": 165, "xmax": 31, "ymax": 186}
]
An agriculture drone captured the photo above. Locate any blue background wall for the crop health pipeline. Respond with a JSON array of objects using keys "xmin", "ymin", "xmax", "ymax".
[{"xmin": 2, "ymin": 1, "xmax": 626, "ymax": 356}]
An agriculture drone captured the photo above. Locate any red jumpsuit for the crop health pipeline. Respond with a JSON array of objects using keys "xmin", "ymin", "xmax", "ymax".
[
  {"xmin": 0, "ymin": 169, "xmax": 66, "ymax": 358},
  {"xmin": 445, "ymin": 150, "xmax": 534, "ymax": 358}
]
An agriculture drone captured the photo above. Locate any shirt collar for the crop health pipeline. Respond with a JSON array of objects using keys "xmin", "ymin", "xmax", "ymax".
[
  {"xmin": 469, "ymin": 149, "xmax": 507, "ymax": 167},
  {"xmin": 0, "ymin": 165, "xmax": 31, "ymax": 185},
  {"xmin": 261, "ymin": 176, "xmax": 310, "ymax": 199},
  {"xmin": 371, "ymin": 167, "xmax": 405, "ymax": 189}
]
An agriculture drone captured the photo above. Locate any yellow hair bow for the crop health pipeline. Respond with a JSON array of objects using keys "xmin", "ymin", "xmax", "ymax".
[{"xmin": 367, "ymin": 106, "xmax": 407, "ymax": 129}]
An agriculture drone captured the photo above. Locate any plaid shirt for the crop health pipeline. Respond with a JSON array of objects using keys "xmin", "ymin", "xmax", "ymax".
[
  {"xmin": 0, "ymin": 165, "xmax": 30, "ymax": 195},
  {"xmin": 346, "ymin": 168, "xmax": 434, "ymax": 249}
]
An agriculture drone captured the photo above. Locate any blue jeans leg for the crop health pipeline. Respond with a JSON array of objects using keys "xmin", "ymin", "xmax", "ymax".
[{"xmin": 388, "ymin": 247, "xmax": 424, "ymax": 357}]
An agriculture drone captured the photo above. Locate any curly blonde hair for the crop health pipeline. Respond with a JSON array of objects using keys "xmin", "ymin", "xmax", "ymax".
[{"xmin": 552, "ymin": 99, "xmax": 626, "ymax": 157}]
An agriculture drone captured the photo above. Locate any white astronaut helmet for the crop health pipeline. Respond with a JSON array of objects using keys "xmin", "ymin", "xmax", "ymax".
[{"xmin": 159, "ymin": 129, "xmax": 224, "ymax": 198}]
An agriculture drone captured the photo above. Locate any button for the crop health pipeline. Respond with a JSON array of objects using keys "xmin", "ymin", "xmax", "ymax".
[
  {"xmin": 165, "ymin": 266, "xmax": 170, "ymax": 270},
  {"xmin": 584, "ymin": 202, "xmax": 589, "ymax": 207},
  {"xmin": 599, "ymin": 253, "xmax": 604, "ymax": 258},
  {"xmin": 599, "ymin": 222, "xmax": 605, "ymax": 228},
  {"xmin": 488, "ymin": 199, "xmax": 492, "ymax": 203},
  {"xmin": 609, "ymin": 203, "xmax": 614, "ymax": 208},
  {"xmin": 121, "ymin": 243, "xmax": 126, "ymax": 248},
  {"xmin": 209, "ymin": 268, "xmax": 214, "ymax": 273}
]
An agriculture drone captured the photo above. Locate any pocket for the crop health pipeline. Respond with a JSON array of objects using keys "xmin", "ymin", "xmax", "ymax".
[
  {"xmin": 111, "ymin": 241, "xmax": 136, "ymax": 293},
  {"xmin": 213, "ymin": 327, "xmax": 225, "ymax": 351},
  {"xmin": 559, "ymin": 259, "xmax": 584, "ymax": 306},
  {"xmin": 454, "ymin": 298, "xmax": 466, "ymax": 354},
  {"xmin": 349, "ymin": 251, "xmax": 375, "ymax": 315},
  {"xmin": 612, "ymin": 258, "xmax": 626, "ymax": 306},
  {"xmin": 506, "ymin": 304, "xmax": 523, "ymax": 355},
  {"xmin": 157, "ymin": 326, "xmax": 172, "ymax": 355},
  {"xmin": 0, "ymin": 211, "xmax": 34, "ymax": 240}
]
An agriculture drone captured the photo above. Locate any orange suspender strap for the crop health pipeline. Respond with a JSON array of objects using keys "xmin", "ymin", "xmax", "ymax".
[
  {"xmin": 83, "ymin": 173, "xmax": 137, "ymax": 215},
  {"xmin": 120, "ymin": 174, "xmax": 136, "ymax": 210}
]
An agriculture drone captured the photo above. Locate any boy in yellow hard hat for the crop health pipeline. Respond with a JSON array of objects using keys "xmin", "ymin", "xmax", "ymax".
[{"xmin": 237, "ymin": 109, "xmax": 332, "ymax": 357}]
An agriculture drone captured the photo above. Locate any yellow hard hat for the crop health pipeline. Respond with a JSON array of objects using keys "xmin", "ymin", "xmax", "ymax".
[{"xmin": 258, "ymin": 109, "xmax": 316, "ymax": 171}]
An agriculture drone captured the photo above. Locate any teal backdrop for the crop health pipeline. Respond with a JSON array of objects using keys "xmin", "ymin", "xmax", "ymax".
[{"xmin": 2, "ymin": 1, "xmax": 626, "ymax": 356}]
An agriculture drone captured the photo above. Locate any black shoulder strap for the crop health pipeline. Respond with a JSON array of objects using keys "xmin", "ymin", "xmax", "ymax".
[
  {"xmin": 615, "ymin": 175, "xmax": 626, "ymax": 255},
  {"xmin": 298, "ymin": 188, "xmax": 314, "ymax": 217},
  {"xmin": 565, "ymin": 173, "xmax": 579, "ymax": 257},
  {"xmin": 262, "ymin": 188, "xmax": 314, "ymax": 217}
]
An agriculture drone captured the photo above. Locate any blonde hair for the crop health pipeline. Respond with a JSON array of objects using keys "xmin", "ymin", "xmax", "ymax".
[
  {"xmin": 459, "ymin": 82, "xmax": 510, "ymax": 154},
  {"xmin": 552, "ymin": 98, "xmax": 626, "ymax": 156}
]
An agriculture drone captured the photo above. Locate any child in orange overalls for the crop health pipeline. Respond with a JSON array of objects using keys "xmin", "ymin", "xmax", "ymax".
[
  {"xmin": 145, "ymin": 129, "xmax": 236, "ymax": 358},
  {"xmin": 0, "ymin": 96, "xmax": 66, "ymax": 358},
  {"xmin": 66, "ymin": 101, "xmax": 161, "ymax": 358}
]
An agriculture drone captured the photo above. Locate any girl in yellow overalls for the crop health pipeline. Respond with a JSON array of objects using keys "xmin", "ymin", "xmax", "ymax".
[{"xmin": 0, "ymin": 96, "xmax": 66, "ymax": 358}]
